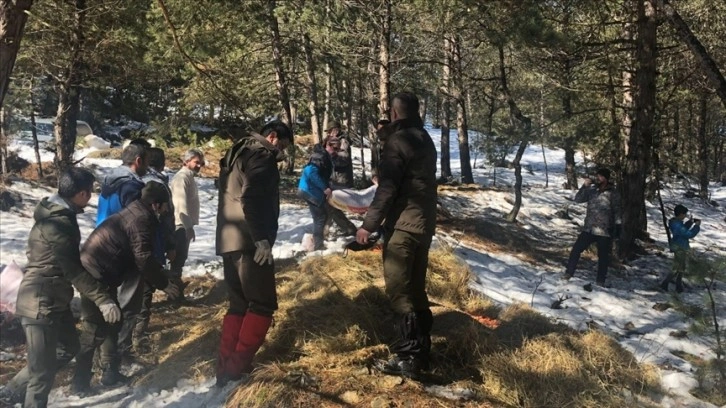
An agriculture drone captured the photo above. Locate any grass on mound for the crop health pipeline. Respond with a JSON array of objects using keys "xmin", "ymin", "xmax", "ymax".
[{"xmin": 219, "ymin": 246, "xmax": 660, "ymax": 408}]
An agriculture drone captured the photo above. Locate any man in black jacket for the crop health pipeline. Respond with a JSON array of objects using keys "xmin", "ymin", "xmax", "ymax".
[
  {"xmin": 356, "ymin": 92, "xmax": 437, "ymax": 379},
  {"xmin": 71, "ymin": 182, "xmax": 179, "ymax": 393},
  {"xmin": 215, "ymin": 121, "xmax": 292, "ymax": 386}
]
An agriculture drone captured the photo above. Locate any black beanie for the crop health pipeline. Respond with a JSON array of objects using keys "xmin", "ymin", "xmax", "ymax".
[
  {"xmin": 596, "ymin": 168, "xmax": 611, "ymax": 181},
  {"xmin": 141, "ymin": 181, "xmax": 169, "ymax": 204},
  {"xmin": 674, "ymin": 204, "xmax": 688, "ymax": 216}
]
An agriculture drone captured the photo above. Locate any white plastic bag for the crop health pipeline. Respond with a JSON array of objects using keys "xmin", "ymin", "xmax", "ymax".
[{"xmin": 0, "ymin": 261, "xmax": 24, "ymax": 315}]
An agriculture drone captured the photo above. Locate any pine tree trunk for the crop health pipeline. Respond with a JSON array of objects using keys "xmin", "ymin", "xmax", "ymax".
[
  {"xmin": 29, "ymin": 107, "xmax": 42, "ymax": 177},
  {"xmin": 54, "ymin": 0, "xmax": 86, "ymax": 171},
  {"xmin": 698, "ymin": 93, "xmax": 709, "ymax": 199},
  {"xmin": 267, "ymin": 0, "xmax": 294, "ymax": 173},
  {"xmin": 658, "ymin": 0, "xmax": 726, "ymax": 110},
  {"xmin": 564, "ymin": 145, "xmax": 577, "ymax": 189},
  {"xmin": 452, "ymin": 36, "xmax": 473, "ymax": 184},
  {"xmin": 378, "ymin": 0, "xmax": 391, "ymax": 120},
  {"xmin": 498, "ymin": 45, "xmax": 532, "ymax": 223},
  {"xmin": 440, "ymin": 36, "xmax": 452, "ymax": 179},
  {"xmin": 620, "ymin": 0, "xmax": 657, "ymax": 259},
  {"xmin": 0, "ymin": 0, "xmax": 33, "ymax": 109}
]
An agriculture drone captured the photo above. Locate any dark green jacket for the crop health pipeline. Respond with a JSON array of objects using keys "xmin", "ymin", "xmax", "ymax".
[
  {"xmin": 15, "ymin": 195, "xmax": 112, "ymax": 319},
  {"xmin": 362, "ymin": 117, "xmax": 437, "ymax": 235}
]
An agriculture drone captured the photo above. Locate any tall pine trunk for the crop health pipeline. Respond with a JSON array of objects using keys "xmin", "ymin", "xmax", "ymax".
[
  {"xmin": 697, "ymin": 93, "xmax": 709, "ymax": 199},
  {"xmin": 267, "ymin": 0, "xmax": 294, "ymax": 173},
  {"xmin": 302, "ymin": 33, "xmax": 322, "ymax": 144},
  {"xmin": 620, "ymin": 0, "xmax": 657, "ymax": 259},
  {"xmin": 451, "ymin": 35, "xmax": 473, "ymax": 184},
  {"xmin": 498, "ymin": 45, "xmax": 532, "ymax": 222},
  {"xmin": 440, "ymin": 36, "xmax": 452, "ymax": 179},
  {"xmin": 54, "ymin": 0, "xmax": 86, "ymax": 171},
  {"xmin": 0, "ymin": 0, "xmax": 33, "ymax": 109},
  {"xmin": 378, "ymin": 0, "xmax": 391, "ymax": 119}
]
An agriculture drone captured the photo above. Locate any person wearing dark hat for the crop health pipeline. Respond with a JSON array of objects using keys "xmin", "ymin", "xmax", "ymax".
[
  {"xmin": 71, "ymin": 181, "xmax": 180, "ymax": 393},
  {"xmin": 563, "ymin": 167, "xmax": 622, "ymax": 286},
  {"xmin": 661, "ymin": 204, "xmax": 701, "ymax": 292}
]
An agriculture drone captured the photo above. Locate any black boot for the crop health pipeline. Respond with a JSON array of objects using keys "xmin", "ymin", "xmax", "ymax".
[
  {"xmin": 100, "ymin": 363, "xmax": 131, "ymax": 387},
  {"xmin": 374, "ymin": 354, "xmax": 427, "ymax": 379},
  {"xmin": 674, "ymin": 274, "xmax": 684, "ymax": 293}
]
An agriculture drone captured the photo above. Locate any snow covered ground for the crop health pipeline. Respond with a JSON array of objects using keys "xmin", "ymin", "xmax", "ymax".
[{"xmin": 1, "ymin": 125, "xmax": 725, "ymax": 407}]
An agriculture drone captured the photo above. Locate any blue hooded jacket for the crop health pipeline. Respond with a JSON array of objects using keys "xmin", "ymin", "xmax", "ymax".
[
  {"xmin": 96, "ymin": 166, "xmax": 145, "ymax": 227},
  {"xmin": 297, "ymin": 144, "xmax": 333, "ymax": 207},
  {"xmin": 669, "ymin": 217, "xmax": 700, "ymax": 251}
]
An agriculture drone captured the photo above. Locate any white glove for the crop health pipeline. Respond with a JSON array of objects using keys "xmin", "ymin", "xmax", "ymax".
[
  {"xmin": 99, "ymin": 302, "xmax": 121, "ymax": 324},
  {"xmin": 253, "ymin": 240, "xmax": 273, "ymax": 265},
  {"xmin": 163, "ymin": 282, "xmax": 180, "ymax": 299}
]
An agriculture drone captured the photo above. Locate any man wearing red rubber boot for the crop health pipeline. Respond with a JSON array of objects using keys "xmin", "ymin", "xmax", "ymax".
[{"xmin": 214, "ymin": 121, "xmax": 292, "ymax": 386}]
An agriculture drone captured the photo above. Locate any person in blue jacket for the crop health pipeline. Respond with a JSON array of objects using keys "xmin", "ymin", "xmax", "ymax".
[
  {"xmin": 661, "ymin": 204, "xmax": 701, "ymax": 292},
  {"xmin": 96, "ymin": 143, "xmax": 148, "ymax": 227},
  {"xmin": 297, "ymin": 137, "xmax": 338, "ymax": 250}
]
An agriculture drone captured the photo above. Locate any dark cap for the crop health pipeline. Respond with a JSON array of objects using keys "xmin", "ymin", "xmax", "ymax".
[
  {"xmin": 674, "ymin": 204, "xmax": 688, "ymax": 216},
  {"xmin": 141, "ymin": 181, "xmax": 169, "ymax": 204},
  {"xmin": 596, "ymin": 168, "xmax": 611, "ymax": 181},
  {"xmin": 325, "ymin": 120, "xmax": 342, "ymax": 132}
]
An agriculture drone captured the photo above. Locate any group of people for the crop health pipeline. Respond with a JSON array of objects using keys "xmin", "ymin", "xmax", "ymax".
[
  {"xmin": 213, "ymin": 92, "xmax": 437, "ymax": 385},
  {"xmin": 562, "ymin": 168, "xmax": 703, "ymax": 292},
  {"xmin": 2, "ymin": 143, "xmax": 204, "ymax": 407}
]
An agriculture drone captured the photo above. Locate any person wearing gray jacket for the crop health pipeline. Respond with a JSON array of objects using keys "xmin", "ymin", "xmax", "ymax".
[
  {"xmin": 563, "ymin": 168, "xmax": 622, "ymax": 286},
  {"xmin": 1, "ymin": 168, "xmax": 120, "ymax": 408}
]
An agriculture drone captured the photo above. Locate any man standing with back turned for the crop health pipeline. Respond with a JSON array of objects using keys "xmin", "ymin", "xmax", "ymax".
[
  {"xmin": 215, "ymin": 121, "xmax": 292, "ymax": 386},
  {"xmin": 356, "ymin": 92, "xmax": 437, "ymax": 380}
]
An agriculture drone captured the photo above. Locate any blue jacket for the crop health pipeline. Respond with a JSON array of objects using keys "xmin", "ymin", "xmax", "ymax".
[
  {"xmin": 297, "ymin": 144, "xmax": 333, "ymax": 207},
  {"xmin": 669, "ymin": 217, "xmax": 700, "ymax": 251},
  {"xmin": 96, "ymin": 166, "xmax": 145, "ymax": 227}
]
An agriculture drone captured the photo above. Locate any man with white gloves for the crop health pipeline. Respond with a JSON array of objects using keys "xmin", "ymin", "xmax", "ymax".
[
  {"xmin": 215, "ymin": 121, "xmax": 292, "ymax": 386},
  {"xmin": 1, "ymin": 168, "xmax": 121, "ymax": 408},
  {"xmin": 71, "ymin": 181, "xmax": 179, "ymax": 393}
]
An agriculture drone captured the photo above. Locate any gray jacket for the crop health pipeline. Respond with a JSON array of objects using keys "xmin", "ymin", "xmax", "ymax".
[{"xmin": 574, "ymin": 184, "xmax": 622, "ymax": 237}]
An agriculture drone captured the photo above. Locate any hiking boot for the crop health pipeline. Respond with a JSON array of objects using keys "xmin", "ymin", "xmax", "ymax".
[
  {"xmin": 0, "ymin": 386, "xmax": 23, "ymax": 405},
  {"xmin": 595, "ymin": 279, "xmax": 609, "ymax": 288},
  {"xmin": 100, "ymin": 369, "xmax": 131, "ymax": 387},
  {"xmin": 561, "ymin": 272, "xmax": 574, "ymax": 281},
  {"xmin": 374, "ymin": 355, "xmax": 428, "ymax": 380},
  {"xmin": 659, "ymin": 281, "xmax": 670, "ymax": 292},
  {"xmin": 70, "ymin": 380, "xmax": 92, "ymax": 397}
]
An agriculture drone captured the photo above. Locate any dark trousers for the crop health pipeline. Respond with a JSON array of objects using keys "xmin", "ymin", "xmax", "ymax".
[
  {"xmin": 116, "ymin": 280, "xmax": 144, "ymax": 357},
  {"xmin": 170, "ymin": 228, "xmax": 191, "ymax": 279},
  {"xmin": 308, "ymin": 202, "xmax": 328, "ymax": 250},
  {"xmin": 222, "ymin": 250, "xmax": 278, "ymax": 317},
  {"xmin": 74, "ymin": 294, "xmax": 123, "ymax": 387},
  {"xmin": 326, "ymin": 204, "xmax": 357, "ymax": 236},
  {"xmin": 6, "ymin": 311, "xmax": 79, "ymax": 408},
  {"xmin": 566, "ymin": 231, "xmax": 613, "ymax": 283},
  {"xmin": 382, "ymin": 229, "xmax": 433, "ymax": 359},
  {"xmin": 132, "ymin": 281, "xmax": 156, "ymax": 344}
]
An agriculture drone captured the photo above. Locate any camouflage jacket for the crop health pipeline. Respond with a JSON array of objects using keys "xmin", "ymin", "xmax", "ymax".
[{"xmin": 574, "ymin": 184, "xmax": 621, "ymax": 237}]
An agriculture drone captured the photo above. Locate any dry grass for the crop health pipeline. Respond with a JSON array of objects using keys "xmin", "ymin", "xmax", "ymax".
[
  {"xmin": 0, "ymin": 248, "xmax": 661, "ymax": 407},
  {"xmin": 221, "ymin": 247, "xmax": 660, "ymax": 407}
]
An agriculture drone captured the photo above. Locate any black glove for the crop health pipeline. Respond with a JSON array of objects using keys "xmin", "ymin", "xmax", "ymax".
[
  {"xmin": 344, "ymin": 228, "xmax": 384, "ymax": 255},
  {"xmin": 684, "ymin": 220, "xmax": 694, "ymax": 229}
]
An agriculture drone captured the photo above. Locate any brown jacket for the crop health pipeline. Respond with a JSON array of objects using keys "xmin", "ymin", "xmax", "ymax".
[
  {"xmin": 15, "ymin": 195, "xmax": 112, "ymax": 319},
  {"xmin": 362, "ymin": 117, "xmax": 437, "ymax": 235},
  {"xmin": 216, "ymin": 134, "xmax": 283, "ymax": 255},
  {"xmin": 81, "ymin": 200, "xmax": 168, "ymax": 290}
]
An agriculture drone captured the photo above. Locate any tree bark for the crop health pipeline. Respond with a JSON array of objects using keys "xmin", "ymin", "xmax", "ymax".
[
  {"xmin": 29, "ymin": 103, "xmax": 42, "ymax": 177},
  {"xmin": 452, "ymin": 35, "xmax": 473, "ymax": 184},
  {"xmin": 439, "ymin": 36, "xmax": 452, "ymax": 179},
  {"xmin": 54, "ymin": 0, "xmax": 86, "ymax": 171},
  {"xmin": 378, "ymin": 0, "xmax": 391, "ymax": 120},
  {"xmin": 267, "ymin": 0, "xmax": 294, "ymax": 173},
  {"xmin": 0, "ymin": 0, "xmax": 33, "ymax": 110},
  {"xmin": 498, "ymin": 45, "xmax": 532, "ymax": 222},
  {"xmin": 697, "ymin": 93, "xmax": 709, "ymax": 199},
  {"xmin": 303, "ymin": 33, "xmax": 323, "ymax": 143},
  {"xmin": 620, "ymin": 0, "xmax": 657, "ymax": 259},
  {"xmin": 658, "ymin": 0, "xmax": 726, "ymax": 110}
]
